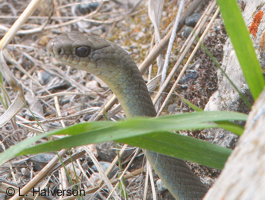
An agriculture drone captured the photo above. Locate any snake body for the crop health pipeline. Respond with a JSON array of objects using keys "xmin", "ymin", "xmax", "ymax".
[{"xmin": 47, "ymin": 32, "xmax": 207, "ymax": 199}]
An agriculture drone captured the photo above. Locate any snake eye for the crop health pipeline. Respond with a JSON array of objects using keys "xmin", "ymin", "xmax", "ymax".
[{"xmin": 76, "ymin": 46, "xmax": 91, "ymax": 57}]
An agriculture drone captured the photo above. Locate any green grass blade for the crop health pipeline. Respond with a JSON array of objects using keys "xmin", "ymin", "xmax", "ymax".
[
  {"xmin": 217, "ymin": 0, "xmax": 265, "ymax": 99},
  {"xmin": 17, "ymin": 122, "xmax": 219, "ymax": 155},
  {"xmin": 19, "ymin": 125, "xmax": 229, "ymax": 169},
  {"xmin": 155, "ymin": 111, "xmax": 247, "ymax": 122},
  {"xmin": 119, "ymin": 131, "xmax": 231, "ymax": 169},
  {"xmin": 0, "ymin": 111, "xmax": 247, "ymax": 166},
  {"xmin": 215, "ymin": 121, "xmax": 245, "ymax": 135},
  {"xmin": 178, "ymin": 95, "xmax": 244, "ymax": 135},
  {"xmin": 177, "ymin": 93, "xmax": 203, "ymax": 111},
  {"xmin": 200, "ymin": 43, "xmax": 252, "ymax": 108}
]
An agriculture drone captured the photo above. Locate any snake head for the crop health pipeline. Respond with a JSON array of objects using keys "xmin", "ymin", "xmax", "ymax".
[
  {"xmin": 47, "ymin": 32, "xmax": 119, "ymax": 75},
  {"xmin": 47, "ymin": 32, "xmax": 138, "ymax": 86}
]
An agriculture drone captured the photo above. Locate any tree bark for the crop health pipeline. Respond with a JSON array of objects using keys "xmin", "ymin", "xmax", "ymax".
[{"xmin": 204, "ymin": 89, "xmax": 265, "ymax": 199}]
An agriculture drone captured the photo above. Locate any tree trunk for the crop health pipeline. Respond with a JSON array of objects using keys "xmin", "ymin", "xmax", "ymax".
[{"xmin": 204, "ymin": 89, "xmax": 265, "ymax": 199}]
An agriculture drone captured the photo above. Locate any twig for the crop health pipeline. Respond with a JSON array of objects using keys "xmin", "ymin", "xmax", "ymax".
[
  {"xmin": 160, "ymin": 0, "xmax": 185, "ymax": 85},
  {"xmin": 157, "ymin": 7, "xmax": 220, "ymax": 116}
]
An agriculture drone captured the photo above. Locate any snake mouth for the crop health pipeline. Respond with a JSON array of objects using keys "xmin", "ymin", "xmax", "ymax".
[{"xmin": 47, "ymin": 38, "xmax": 71, "ymax": 64}]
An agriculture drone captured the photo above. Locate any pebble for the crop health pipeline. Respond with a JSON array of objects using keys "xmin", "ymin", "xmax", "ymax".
[
  {"xmin": 185, "ymin": 13, "xmax": 201, "ymax": 27},
  {"xmin": 179, "ymin": 71, "xmax": 198, "ymax": 84},
  {"xmin": 91, "ymin": 161, "xmax": 119, "ymax": 179},
  {"xmin": 182, "ymin": 26, "xmax": 193, "ymax": 38},
  {"xmin": 76, "ymin": 1, "xmax": 100, "ymax": 15},
  {"xmin": 156, "ymin": 179, "xmax": 168, "ymax": 193}
]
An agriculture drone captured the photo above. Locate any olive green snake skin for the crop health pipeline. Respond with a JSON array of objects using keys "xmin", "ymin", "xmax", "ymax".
[{"xmin": 47, "ymin": 32, "xmax": 207, "ymax": 199}]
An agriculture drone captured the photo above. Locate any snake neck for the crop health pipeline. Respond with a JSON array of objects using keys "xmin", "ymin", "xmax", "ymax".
[
  {"xmin": 76, "ymin": 40, "xmax": 157, "ymax": 118},
  {"xmin": 96, "ymin": 60, "xmax": 156, "ymax": 118}
]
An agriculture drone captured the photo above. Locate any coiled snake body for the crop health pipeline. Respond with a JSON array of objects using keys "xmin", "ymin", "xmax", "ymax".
[{"xmin": 47, "ymin": 32, "xmax": 207, "ymax": 199}]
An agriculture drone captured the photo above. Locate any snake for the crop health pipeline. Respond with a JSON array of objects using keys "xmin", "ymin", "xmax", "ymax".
[{"xmin": 46, "ymin": 32, "xmax": 207, "ymax": 199}]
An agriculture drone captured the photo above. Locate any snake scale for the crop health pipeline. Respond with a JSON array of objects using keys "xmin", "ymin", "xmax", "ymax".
[{"xmin": 47, "ymin": 32, "xmax": 207, "ymax": 199}]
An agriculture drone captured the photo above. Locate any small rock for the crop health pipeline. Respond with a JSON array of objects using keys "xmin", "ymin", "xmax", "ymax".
[
  {"xmin": 179, "ymin": 71, "xmax": 198, "ymax": 84},
  {"xmin": 24, "ymin": 92, "xmax": 44, "ymax": 119},
  {"xmin": 86, "ymin": 80, "xmax": 104, "ymax": 92},
  {"xmin": 21, "ymin": 168, "xmax": 30, "ymax": 177},
  {"xmin": 135, "ymin": 32, "xmax": 145, "ymax": 41},
  {"xmin": 182, "ymin": 26, "xmax": 193, "ymax": 38},
  {"xmin": 168, "ymin": 104, "xmax": 179, "ymax": 114},
  {"xmin": 29, "ymin": 153, "xmax": 55, "ymax": 171},
  {"xmin": 37, "ymin": 69, "xmax": 53, "ymax": 85},
  {"xmin": 194, "ymin": 63, "xmax": 201, "ymax": 70},
  {"xmin": 96, "ymin": 141, "xmax": 117, "ymax": 162},
  {"xmin": 76, "ymin": 1, "xmax": 100, "ymax": 15},
  {"xmin": 86, "ymin": 80, "xmax": 100, "ymax": 89},
  {"xmin": 185, "ymin": 13, "xmax": 201, "ymax": 27},
  {"xmin": 176, "ymin": 37, "xmax": 182, "ymax": 43},
  {"xmin": 90, "ymin": 28, "xmax": 103, "ymax": 36},
  {"xmin": 90, "ymin": 161, "xmax": 119, "ymax": 179},
  {"xmin": 156, "ymin": 179, "xmax": 168, "ymax": 193},
  {"xmin": 97, "ymin": 142, "xmax": 135, "ymax": 163},
  {"xmin": 93, "ymin": 76, "xmax": 108, "ymax": 88}
]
